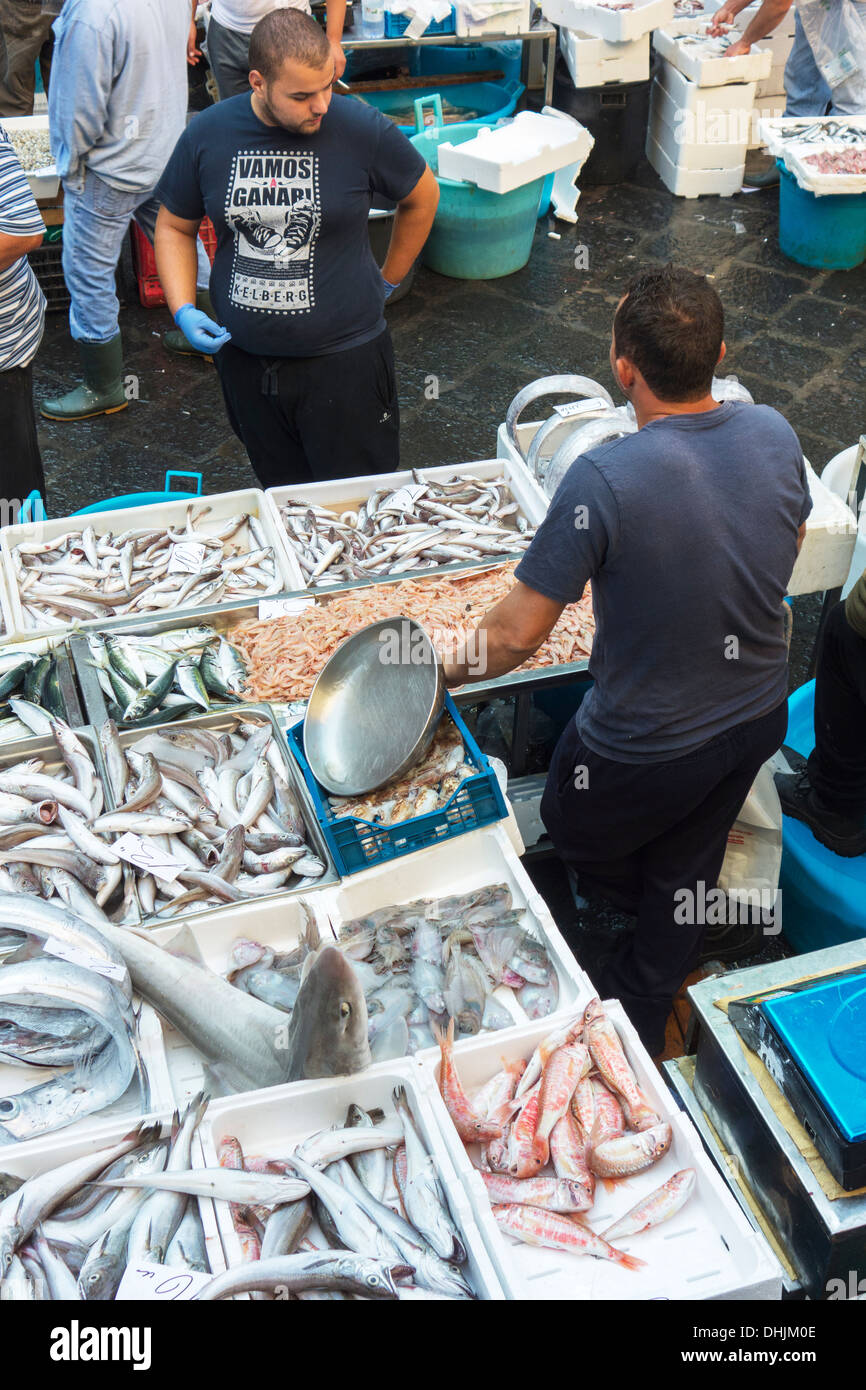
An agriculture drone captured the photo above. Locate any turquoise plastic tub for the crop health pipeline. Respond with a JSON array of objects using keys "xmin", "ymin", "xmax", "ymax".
[
  {"xmin": 778, "ymin": 679, "xmax": 866, "ymax": 953},
  {"xmin": 19, "ymin": 471, "xmax": 204, "ymax": 523},
  {"xmin": 411, "ymin": 41, "xmax": 523, "ymax": 82},
  {"xmin": 411, "ymin": 120, "xmax": 544, "ymax": 279},
  {"xmin": 778, "ymin": 161, "xmax": 866, "ymax": 271},
  {"xmin": 362, "ymin": 77, "xmax": 523, "ymax": 133}
]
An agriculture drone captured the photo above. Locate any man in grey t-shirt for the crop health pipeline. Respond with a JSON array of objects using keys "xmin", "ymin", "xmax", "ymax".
[{"xmin": 443, "ymin": 266, "xmax": 811, "ymax": 1056}]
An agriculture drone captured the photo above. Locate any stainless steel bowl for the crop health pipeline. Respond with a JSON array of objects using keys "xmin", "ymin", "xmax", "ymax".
[{"xmin": 303, "ymin": 617, "xmax": 445, "ymax": 797}]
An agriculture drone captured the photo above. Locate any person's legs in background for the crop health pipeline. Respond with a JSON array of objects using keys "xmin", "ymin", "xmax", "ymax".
[
  {"xmin": 784, "ymin": 10, "xmax": 832, "ymax": 115},
  {"xmin": 0, "ymin": 361, "xmax": 47, "ymax": 511},
  {"xmin": 0, "ymin": 0, "xmax": 55, "ymax": 116},
  {"xmin": 203, "ymin": 15, "xmax": 253, "ymax": 101},
  {"xmin": 40, "ymin": 168, "xmax": 143, "ymax": 421}
]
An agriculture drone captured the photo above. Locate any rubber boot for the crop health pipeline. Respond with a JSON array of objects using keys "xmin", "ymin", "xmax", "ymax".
[
  {"xmin": 40, "ymin": 334, "xmax": 128, "ymax": 421},
  {"xmin": 164, "ymin": 288, "xmax": 216, "ymax": 360},
  {"xmin": 746, "ymin": 163, "xmax": 781, "ymax": 188}
]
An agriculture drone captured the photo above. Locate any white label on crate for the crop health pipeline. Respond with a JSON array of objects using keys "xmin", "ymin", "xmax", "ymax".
[
  {"xmin": 113, "ymin": 832, "xmax": 185, "ymax": 882},
  {"xmin": 169, "ymin": 541, "xmax": 207, "ymax": 574},
  {"xmin": 43, "ymin": 937, "xmax": 127, "ymax": 981},
  {"xmin": 382, "ymin": 484, "xmax": 427, "ymax": 512},
  {"xmin": 553, "ymin": 397, "xmax": 611, "ymax": 418},
  {"xmin": 116, "ymin": 1262, "xmax": 213, "ymax": 1302},
  {"xmin": 257, "ymin": 596, "xmax": 315, "ymax": 620}
]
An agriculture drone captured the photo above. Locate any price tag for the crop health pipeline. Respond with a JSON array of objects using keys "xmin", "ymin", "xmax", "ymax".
[
  {"xmin": 113, "ymin": 833, "xmax": 185, "ymax": 883},
  {"xmin": 553, "ymin": 398, "xmax": 611, "ymax": 419},
  {"xmin": 43, "ymin": 937, "xmax": 127, "ymax": 982},
  {"xmin": 257, "ymin": 596, "xmax": 316, "ymax": 620},
  {"xmin": 169, "ymin": 541, "xmax": 207, "ymax": 574},
  {"xmin": 116, "ymin": 1262, "xmax": 213, "ymax": 1302},
  {"xmin": 382, "ymin": 484, "xmax": 426, "ymax": 513}
]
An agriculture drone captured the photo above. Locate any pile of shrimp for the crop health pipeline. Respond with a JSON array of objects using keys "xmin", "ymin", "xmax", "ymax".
[{"xmin": 231, "ymin": 562, "xmax": 595, "ymax": 704}]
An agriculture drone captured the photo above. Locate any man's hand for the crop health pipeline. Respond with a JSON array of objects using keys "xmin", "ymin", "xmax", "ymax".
[
  {"xmin": 708, "ymin": 4, "xmax": 736, "ymax": 31},
  {"xmin": 174, "ymin": 304, "xmax": 232, "ymax": 353},
  {"xmin": 329, "ymin": 38, "xmax": 347, "ymax": 79},
  {"xmin": 724, "ymin": 36, "xmax": 752, "ymax": 55},
  {"xmin": 188, "ymin": 18, "xmax": 202, "ymax": 64}
]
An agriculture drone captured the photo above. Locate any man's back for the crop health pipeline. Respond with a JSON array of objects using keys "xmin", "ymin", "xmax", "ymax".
[{"xmin": 516, "ymin": 400, "xmax": 812, "ymax": 761}]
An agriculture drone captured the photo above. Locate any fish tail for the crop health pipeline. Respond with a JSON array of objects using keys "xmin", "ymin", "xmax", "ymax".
[
  {"xmin": 611, "ymin": 1246, "xmax": 646, "ymax": 1272},
  {"xmin": 601, "ymin": 1176, "xmax": 620, "ymax": 1195}
]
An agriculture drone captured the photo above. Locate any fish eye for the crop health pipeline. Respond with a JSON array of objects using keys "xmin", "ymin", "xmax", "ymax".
[
  {"xmin": 366, "ymin": 1274, "xmax": 380, "ymax": 1286},
  {"xmin": 0, "ymin": 1098, "xmax": 18, "ymax": 1118},
  {"xmin": 340, "ymin": 1001, "xmax": 351, "ymax": 1018}
]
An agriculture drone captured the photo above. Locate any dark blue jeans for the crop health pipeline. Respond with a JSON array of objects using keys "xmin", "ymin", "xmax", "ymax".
[
  {"xmin": 809, "ymin": 600, "xmax": 866, "ymax": 816},
  {"xmin": 541, "ymin": 700, "xmax": 788, "ymax": 1055}
]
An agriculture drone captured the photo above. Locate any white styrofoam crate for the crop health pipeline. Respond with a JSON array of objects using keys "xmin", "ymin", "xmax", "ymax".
[
  {"xmin": 1, "ymin": 115, "xmax": 59, "ymax": 199},
  {"xmin": 417, "ymin": 1003, "xmax": 785, "ymax": 1300},
  {"xmin": 325, "ymin": 822, "xmax": 594, "ymax": 1044},
  {"xmin": 787, "ymin": 461, "xmax": 858, "ymax": 596},
  {"xmin": 723, "ymin": 0, "xmax": 797, "ymax": 38},
  {"xmin": 759, "ymin": 114, "xmax": 866, "ymax": 196},
  {"xmin": 263, "ymin": 458, "xmax": 548, "ymax": 591},
  {"xmin": 0, "ymin": 488, "xmax": 305, "ymax": 640},
  {"xmin": 755, "ymin": 62, "xmax": 786, "ymax": 97},
  {"xmin": 0, "ymin": 1111, "xmax": 226, "ymax": 1285},
  {"xmin": 0, "ymin": 563, "xmax": 12, "ymax": 641},
  {"xmin": 656, "ymin": 54, "xmax": 756, "ymax": 113},
  {"xmin": 544, "ymin": 0, "xmax": 673, "ymax": 41},
  {"xmin": 496, "ymin": 410, "xmax": 616, "ymax": 486},
  {"xmin": 748, "ymin": 95, "xmax": 786, "ymax": 149},
  {"xmin": 455, "ymin": 0, "xmax": 533, "ymax": 36},
  {"xmin": 147, "ymin": 893, "xmax": 336, "ymax": 1111},
  {"xmin": 654, "ymin": 18, "xmax": 772, "ymax": 85},
  {"xmin": 0, "ymin": 1001, "xmax": 173, "ymax": 1162},
  {"xmin": 561, "ymin": 26, "xmax": 650, "ymax": 85},
  {"xmin": 650, "ymin": 82, "xmax": 748, "ymax": 167},
  {"xmin": 647, "ymin": 124, "xmax": 745, "ymax": 194},
  {"xmin": 199, "ymin": 1063, "xmax": 507, "ymax": 1298},
  {"xmin": 437, "ymin": 110, "xmax": 594, "ymax": 194}
]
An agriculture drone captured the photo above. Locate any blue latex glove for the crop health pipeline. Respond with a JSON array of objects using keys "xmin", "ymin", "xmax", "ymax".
[
  {"xmin": 173, "ymin": 303, "xmax": 232, "ymax": 352},
  {"xmin": 381, "ymin": 274, "xmax": 400, "ymax": 301}
]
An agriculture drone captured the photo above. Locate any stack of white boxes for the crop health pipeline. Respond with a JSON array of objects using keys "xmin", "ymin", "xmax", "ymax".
[
  {"xmin": 647, "ymin": 17, "xmax": 772, "ymax": 195},
  {"xmin": 542, "ymin": 0, "xmax": 674, "ymax": 87},
  {"xmin": 733, "ymin": 1, "xmax": 796, "ymax": 148},
  {"xmin": 560, "ymin": 26, "xmax": 651, "ymax": 87}
]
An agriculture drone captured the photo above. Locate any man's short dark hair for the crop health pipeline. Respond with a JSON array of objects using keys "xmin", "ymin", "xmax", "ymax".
[
  {"xmin": 612, "ymin": 265, "xmax": 724, "ymax": 402},
  {"xmin": 249, "ymin": 9, "xmax": 332, "ymax": 80}
]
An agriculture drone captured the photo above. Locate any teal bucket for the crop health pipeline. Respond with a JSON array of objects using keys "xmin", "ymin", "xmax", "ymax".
[
  {"xmin": 778, "ymin": 160, "xmax": 866, "ymax": 271},
  {"xmin": 411, "ymin": 121, "xmax": 544, "ymax": 279},
  {"xmin": 19, "ymin": 471, "xmax": 204, "ymax": 523}
]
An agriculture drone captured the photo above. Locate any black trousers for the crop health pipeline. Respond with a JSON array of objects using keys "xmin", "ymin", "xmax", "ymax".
[
  {"xmin": 213, "ymin": 328, "xmax": 401, "ymax": 488},
  {"xmin": 0, "ymin": 361, "xmax": 47, "ymax": 513},
  {"xmin": 809, "ymin": 599, "xmax": 866, "ymax": 815},
  {"xmin": 541, "ymin": 700, "xmax": 788, "ymax": 1055}
]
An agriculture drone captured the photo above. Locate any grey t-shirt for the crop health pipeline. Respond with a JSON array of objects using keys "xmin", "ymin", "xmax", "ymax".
[{"xmin": 515, "ymin": 401, "xmax": 812, "ymax": 764}]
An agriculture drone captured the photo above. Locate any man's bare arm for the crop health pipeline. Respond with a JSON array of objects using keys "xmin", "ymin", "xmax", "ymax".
[
  {"xmin": 381, "ymin": 166, "xmax": 439, "ymax": 287},
  {"xmin": 443, "ymin": 582, "xmax": 567, "ymax": 687}
]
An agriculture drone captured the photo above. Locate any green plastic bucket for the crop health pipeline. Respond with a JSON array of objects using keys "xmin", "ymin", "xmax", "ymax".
[
  {"xmin": 778, "ymin": 161, "xmax": 866, "ymax": 271},
  {"xmin": 410, "ymin": 121, "xmax": 544, "ymax": 280}
]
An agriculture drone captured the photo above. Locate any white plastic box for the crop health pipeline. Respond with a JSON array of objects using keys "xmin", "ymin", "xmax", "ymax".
[
  {"xmin": 787, "ymin": 461, "xmax": 858, "ymax": 596},
  {"xmin": 0, "ymin": 488, "xmax": 305, "ymax": 640},
  {"xmin": 649, "ymin": 78, "xmax": 749, "ymax": 168},
  {"xmin": 748, "ymin": 94, "xmax": 786, "ymax": 149},
  {"xmin": 542, "ymin": 0, "xmax": 674, "ymax": 43},
  {"xmin": 0, "ymin": 1112, "xmax": 226, "ymax": 1285},
  {"xmin": 1, "ymin": 115, "xmax": 59, "ymax": 199},
  {"xmin": 199, "ymin": 1063, "xmax": 508, "ymax": 1298},
  {"xmin": 437, "ymin": 110, "xmax": 594, "ymax": 193},
  {"xmin": 454, "ymin": 0, "xmax": 533, "ymax": 35},
  {"xmin": 417, "ymin": 1003, "xmax": 785, "ymax": 1299},
  {"xmin": 560, "ymin": 27, "xmax": 650, "ymax": 86},
  {"xmin": 756, "ymin": 63, "xmax": 787, "ymax": 97},
  {"xmin": 654, "ymin": 17, "xmax": 771, "ymax": 85},
  {"xmin": 646, "ymin": 124, "xmax": 745, "ymax": 195},
  {"xmin": 657, "ymin": 54, "xmax": 756, "ymax": 118},
  {"xmin": 759, "ymin": 114, "xmax": 866, "ymax": 196}
]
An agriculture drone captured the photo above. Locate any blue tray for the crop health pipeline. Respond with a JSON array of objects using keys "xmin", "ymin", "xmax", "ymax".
[
  {"xmin": 286, "ymin": 692, "xmax": 508, "ymax": 875},
  {"xmin": 384, "ymin": 6, "xmax": 455, "ymax": 35},
  {"xmin": 762, "ymin": 976, "xmax": 866, "ymax": 1143}
]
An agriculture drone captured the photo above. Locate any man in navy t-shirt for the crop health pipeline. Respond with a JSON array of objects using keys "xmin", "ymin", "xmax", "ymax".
[
  {"xmin": 443, "ymin": 266, "xmax": 811, "ymax": 1056},
  {"xmin": 154, "ymin": 7, "xmax": 438, "ymax": 485}
]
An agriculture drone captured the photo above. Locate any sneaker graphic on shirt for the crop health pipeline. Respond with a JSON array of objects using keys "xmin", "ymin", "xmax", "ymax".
[{"xmin": 226, "ymin": 151, "xmax": 322, "ymax": 315}]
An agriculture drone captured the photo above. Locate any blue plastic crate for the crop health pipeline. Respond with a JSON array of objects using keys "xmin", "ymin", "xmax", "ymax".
[
  {"xmin": 384, "ymin": 6, "xmax": 455, "ymax": 36},
  {"xmin": 286, "ymin": 693, "xmax": 507, "ymax": 875}
]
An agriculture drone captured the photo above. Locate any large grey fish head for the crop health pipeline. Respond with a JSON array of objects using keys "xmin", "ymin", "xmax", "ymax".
[
  {"xmin": 78, "ymin": 1253, "xmax": 125, "ymax": 1301},
  {"xmin": 294, "ymin": 947, "xmax": 370, "ymax": 1081},
  {"xmin": 345, "ymin": 1257, "xmax": 406, "ymax": 1300}
]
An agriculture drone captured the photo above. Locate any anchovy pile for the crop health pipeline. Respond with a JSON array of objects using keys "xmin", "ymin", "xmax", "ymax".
[
  {"xmin": 0, "ymin": 644, "xmax": 68, "ymax": 743},
  {"xmin": 10, "ymin": 507, "xmax": 285, "ymax": 631},
  {"xmin": 0, "ymin": 894, "xmax": 149, "ymax": 1145},
  {"xmin": 677, "ymin": 29, "xmax": 734, "ymax": 50},
  {"xmin": 0, "ymin": 1100, "xmax": 213, "ymax": 1300},
  {"xmin": 327, "ymin": 717, "xmax": 477, "ymax": 831},
  {"xmin": 775, "ymin": 118, "xmax": 865, "ymax": 146},
  {"xmin": 85, "ymin": 626, "xmax": 249, "ymax": 728},
  {"xmin": 199, "ymin": 1090, "xmax": 477, "ymax": 1299},
  {"xmin": 97, "ymin": 714, "xmax": 327, "ymax": 921},
  {"xmin": 333, "ymin": 882, "xmax": 560, "ymax": 1063},
  {"xmin": 276, "ymin": 472, "xmax": 536, "ymax": 588}
]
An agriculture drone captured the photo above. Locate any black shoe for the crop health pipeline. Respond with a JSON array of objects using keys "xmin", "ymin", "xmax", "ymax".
[
  {"xmin": 697, "ymin": 918, "xmax": 764, "ymax": 966},
  {"xmin": 774, "ymin": 758, "xmax": 866, "ymax": 858}
]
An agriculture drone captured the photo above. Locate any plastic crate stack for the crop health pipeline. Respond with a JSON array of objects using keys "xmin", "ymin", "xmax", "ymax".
[
  {"xmin": 733, "ymin": 0, "xmax": 795, "ymax": 148},
  {"xmin": 131, "ymin": 217, "xmax": 218, "ymax": 308},
  {"xmin": 647, "ymin": 16, "xmax": 772, "ymax": 196}
]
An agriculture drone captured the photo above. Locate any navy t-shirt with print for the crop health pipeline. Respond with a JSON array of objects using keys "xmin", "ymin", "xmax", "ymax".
[{"xmin": 156, "ymin": 93, "xmax": 426, "ymax": 357}]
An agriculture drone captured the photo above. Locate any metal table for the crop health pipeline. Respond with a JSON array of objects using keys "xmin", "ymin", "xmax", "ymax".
[{"xmin": 342, "ymin": 15, "xmax": 558, "ymax": 106}]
